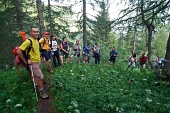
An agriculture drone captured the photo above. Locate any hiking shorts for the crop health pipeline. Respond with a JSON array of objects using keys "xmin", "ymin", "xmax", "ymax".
[
  {"xmin": 108, "ymin": 57, "xmax": 116, "ymax": 63},
  {"xmin": 73, "ymin": 52, "xmax": 80, "ymax": 57},
  {"xmin": 29, "ymin": 62, "xmax": 44, "ymax": 79},
  {"xmin": 41, "ymin": 51, "xmax": 51, "ymax": 61},
  {"xmin": 61, "ymin": 51, "xmax": 69, "ymax": 58},
  {"xmin": 139, "ymin": 63, "xmax": 146, "ymax": 69},
  {"xmin": 155, "ymin": 63, "xmax": 162, "ymax": 69}
]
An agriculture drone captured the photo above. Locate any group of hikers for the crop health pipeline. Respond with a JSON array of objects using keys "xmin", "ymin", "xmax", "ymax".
[
  {"xmin": 32, "ymin": 31, "xmax": 120, "ymax": 68},
  {"xmin": 127, "ymin": 52, "xmax": 170, "ymax": 74},
  {"xmin": 14, "ymin": 26, "xmax": 168, "ymax": 100},
  {"xmin": 14, "ymin": 26, "xmax": 120, "ymax": 100},
  {"xmin": 40, "ymin": 33, "xmax": 103, "ymax": 67}
]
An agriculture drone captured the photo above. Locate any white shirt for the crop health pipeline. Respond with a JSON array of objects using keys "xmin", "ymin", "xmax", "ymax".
[
  {"xmin": 94, "ymin": 46, "xmax": 100, "ymax": 54},
  {"xmin": 155, "ymin": 58, "xmax": 162, "ymax": 67},
  {"xmin": 128, "ymin": 56, "xmax": 136, "ymax": 67},
  {"xmin": 50, "ymin": 40, "xmax": 58, "ymax": 51},
  {"xmin": 73, "ymin": 44, "xmax": 81, "ymax": 53}
]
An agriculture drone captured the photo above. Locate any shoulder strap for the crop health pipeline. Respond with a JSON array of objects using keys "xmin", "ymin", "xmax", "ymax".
[
  {"xmin": 26, "ymin": 39, "xmax": 33, "ymax": 55},
  {"xmin": 41, "ymin": 38, "xmax": 46, "ymax": 48},
  {"xmin": 43, "ymin": 37, "xmax": 46, "ymax": 45},
  {"xmin": 50, "ymin": 39, "xmax": 52, "ymax": 47}
]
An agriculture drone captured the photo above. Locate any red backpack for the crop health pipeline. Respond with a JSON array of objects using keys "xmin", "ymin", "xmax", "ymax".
[{"xmin": 13, "ymin": 39, "xmax": 32, "ymax": 75}]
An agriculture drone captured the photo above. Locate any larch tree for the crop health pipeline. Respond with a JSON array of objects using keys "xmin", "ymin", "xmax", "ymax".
[
  {"xmin": 83, "ymin": 0, "xmax": 87, "ymax": 47},
  {"xmin": 13, "ymin": 0, "xmax": 24, "ymax": 31},
  {"xmin": 163, "ymin": 33, "xmax": 170, "ymax": 79},
  {"xmin": 114, "ymin": 0, "xmax": 170, "ymax": 69},
  {"xmin": 48, "ymin": 0, "xmax": 54, "ymax": 35},
  {"xmin": 36, "ymin": 0, "xmax": 45, "ymax": 37}
]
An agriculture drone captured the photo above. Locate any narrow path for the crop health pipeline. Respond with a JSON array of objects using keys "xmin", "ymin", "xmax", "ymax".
[{"xmin": 37, "ymin": 74, "xmax": 54, "ymax": 113}]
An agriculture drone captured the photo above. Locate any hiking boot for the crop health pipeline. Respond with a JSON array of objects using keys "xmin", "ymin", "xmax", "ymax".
[
  {"xmin": 48, "ymin": 67, "xmax": 53, "ymax": 74},
  {"xmin": 49, "ymin": 70, "xmax": 53, "ymax": 73},
  {"xmin": 46, "ymin": 67, "xmax": 50, "ymax": 71},
  {"xmin": 39, "ymin": 89, "xmax": 49, "ymax": 99}
]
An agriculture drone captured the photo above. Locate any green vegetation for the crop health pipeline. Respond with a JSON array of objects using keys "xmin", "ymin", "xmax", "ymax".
[
  {"xmin": 0, "ymin": 0, "xmax": 170, "ymax": 112},
  {"xmin": 51, "ymin": 63, "xmax": 170, "ymax": 113},
  {"xmin": 1, "ymin": 60, "xmax": 170, "ymax": 112},
  {"xmin": 0, "ymin": 69, "xmax": 37, "ymax": 113}
]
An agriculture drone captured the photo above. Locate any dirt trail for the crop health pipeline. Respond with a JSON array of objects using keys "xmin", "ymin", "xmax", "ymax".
[{"xmin": 37, "ymin": 74, "xmax": 54, "ymax": 113}]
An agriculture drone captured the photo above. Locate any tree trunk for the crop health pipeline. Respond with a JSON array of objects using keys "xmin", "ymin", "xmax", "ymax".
[
  {"xmin": 48, "ymin": 0, "xmax": 54, "ymax": 35},
  {"xmin": 147, "ymin": 25, "xmax": 155, "ymax": 69},
  {"xmin": 140, "ymin": 0, "xmax": 155, "ymax": 69},
  {"xmin": 36, "ymin": 0, "xmax": 45, "ymax": 37},
  {"xmin": 83, "ymin": 0, "xmax": 87, "ymax": 47},
  {"xmin": 132, "ymin": 26, "xmax": 137, "ymax": 53},
  {"xmin": 13, "ymin": 0, "xmax": 24, "ymax": 31},
  {"xmin": 162, "ymin": 33, "xmax": 170, "ymax": 79},
  {"xmin": 132, "ymin": 34, "xmax": 136, "ymax": 53}
]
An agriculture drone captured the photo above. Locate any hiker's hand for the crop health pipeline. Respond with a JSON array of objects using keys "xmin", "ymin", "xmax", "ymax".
[
  {"xmin": 27, "ymin": 60, "xmax": 32, "ymax": 64},
  {"xmin": 23, "ymin": 60, "xmax": 27, "ymax": 64}
]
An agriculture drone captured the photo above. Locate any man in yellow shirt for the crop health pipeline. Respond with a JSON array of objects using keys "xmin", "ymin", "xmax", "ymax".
[
  {"xmin": 39, "ymin": 32, "xmax": 53, "ymax": 73},
  {"xmin": 17, "ymin": 26, "xmax": 49, "ymax": 99}
]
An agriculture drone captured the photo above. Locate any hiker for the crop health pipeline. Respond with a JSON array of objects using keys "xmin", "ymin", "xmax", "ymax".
[
  {"xmin": 39, "ymin": 31, "xmax": 53, "ymax": 73},
  {"xmin": 149, "ymin": 57, "xmax": 170, "ymax": 74},
  {"xmin": 107, "ymin": 47, "xmax": 118, "ymax": 65},
  {"xmin": 70, "ymin": 40, "xmax": 81, "ymax": 64},
  {"xmin": 25, "ymin": 34, "xmax": 29, "ymax": 39},
  {"xmin": 17, "ymin": 26, "xmax": 49, "ymax": 99},
  {"xmin": 49, "ymin": 34, "xmax": 61, "ymax": 67},
  {"xmin": 93, "ymin": 43, "xmax": 101, "ymax": 64},
  {"xmin": 149, "ymin": 57, "xmax": 162, "ymax": 74},
  {"xmin": 127, "ymin": 53, "xmax": 136, "ymax": 69},
  {"xmin": 139, "ymin": 53, "xmax": 148, "ymax": 71},
  {"xmin": 155, "ymin": 57, "xmax": 163, "ymax": 68},
  {"xmin": 83, "ymin": 43, "xmax": 91, "ymax": 63},
  {"xmin": 60, "ymin": 37, "xmax": 69, "ymax": 64}
]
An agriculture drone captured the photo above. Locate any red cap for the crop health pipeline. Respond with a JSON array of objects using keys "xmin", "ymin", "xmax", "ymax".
[{"xmin": 44, "ymin": 32, "xmax": 49, "ymax": 35}]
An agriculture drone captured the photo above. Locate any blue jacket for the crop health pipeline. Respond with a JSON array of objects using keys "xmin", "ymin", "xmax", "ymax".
[
  {"xmin": 84, "ymin": 46, "xmax": 91, "ymax": 54},
  {"xmin": 110, "ymin": 51, "xmax": 118, "ymax": 58}
]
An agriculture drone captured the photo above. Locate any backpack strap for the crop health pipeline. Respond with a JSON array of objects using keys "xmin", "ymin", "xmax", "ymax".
[
  {"xmin": 40, "ymin": 38, "xmax": 46, "ymax": 49},
  {"xmin": 50, "ymin": 39, "xmax": 52, "ymax": 48},
  {"xmin": 26, "ymin": 38, "xmax": 33, "ymax": 59}
]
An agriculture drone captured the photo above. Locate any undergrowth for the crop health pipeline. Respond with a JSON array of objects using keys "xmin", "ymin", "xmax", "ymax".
[
  {"xmin": 51, "ymin": 63, "xmax": 170, "ymax": 113},
  {"xmin": 0, "ymin": 69, "xmax": 37, "ymax": 113}
]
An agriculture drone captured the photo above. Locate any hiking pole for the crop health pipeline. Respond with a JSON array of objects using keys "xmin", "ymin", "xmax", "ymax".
[{"xmin": 30, "ymin": 65, "xmax": 38, "ymax": 102}]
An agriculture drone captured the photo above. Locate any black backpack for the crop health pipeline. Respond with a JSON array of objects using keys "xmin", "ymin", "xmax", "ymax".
[
  {"xmin": 13, "ymin": 38, "xmax": 33, "ymax": 63},
  {"xmin": 22, "ymin": 39, "xmax": 33, "ymax": 62}
]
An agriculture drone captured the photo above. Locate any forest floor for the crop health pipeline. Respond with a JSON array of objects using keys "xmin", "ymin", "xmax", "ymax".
[{"xmin": 37, "ymin": 74, "xmax": 54, "ymax": 113}]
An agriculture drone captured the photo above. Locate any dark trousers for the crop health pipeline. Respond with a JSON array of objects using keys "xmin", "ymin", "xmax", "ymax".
[
  {"xmin": 94, "ymin": 53, "xmax": 100, "ymax": 64},
  {"xmin": 52, "ymin": 50, "xmax": 61, "ymax": 67}
]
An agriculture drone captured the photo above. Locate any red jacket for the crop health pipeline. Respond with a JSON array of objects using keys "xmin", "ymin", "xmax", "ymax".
[{"xmin": 139, "ymin": 56, "xmax": 148, "ymax": 64}]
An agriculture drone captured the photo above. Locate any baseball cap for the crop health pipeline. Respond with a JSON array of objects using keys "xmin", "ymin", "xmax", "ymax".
[{"xmin": 44, "ymin": 32, "xmax": 49, "ymax": 35}]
